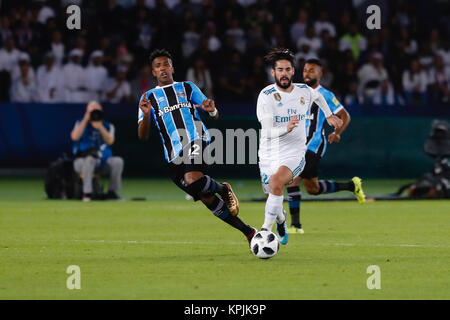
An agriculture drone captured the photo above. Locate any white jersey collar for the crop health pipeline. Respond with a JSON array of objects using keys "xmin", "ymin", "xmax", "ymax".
[{"xmin": 156, "ymin": 81, "xmax": 178, "ymax": 89}]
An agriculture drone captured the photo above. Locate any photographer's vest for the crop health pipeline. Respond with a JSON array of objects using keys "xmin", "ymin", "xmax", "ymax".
[{"xmin": 72, "ymin": 120, "xmax": 114, "ymax": 164}]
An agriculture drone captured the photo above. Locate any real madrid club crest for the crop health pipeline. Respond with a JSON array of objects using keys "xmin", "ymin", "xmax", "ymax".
[{"xmin": 300, "ymin": 96, "xmax": 305, "ymax": 105}]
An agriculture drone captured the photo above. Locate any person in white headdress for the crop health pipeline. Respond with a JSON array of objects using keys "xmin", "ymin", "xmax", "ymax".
[
  {"xmin": 36, "ymin": 52, "xmax": 63, "ymax": 102},
  {"xmin": 62, "ymin": 49, "xmax": 88, "ymax": 103},
  {"xmin": 85, "ymin": 50, "xmax": 108, "ymax": 101},
  {"xmin": 10, "ymin": 52, "xmax": 36, "ymax": 102}
]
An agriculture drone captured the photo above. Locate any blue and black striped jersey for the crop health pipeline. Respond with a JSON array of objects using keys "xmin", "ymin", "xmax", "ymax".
[
  {"xmin": 138, "ymin": 81, "xmax": 210, "ymax": 163},
  {"xmin": 305, "ymin": 85, "xmax": 344, "ymax": 157}
]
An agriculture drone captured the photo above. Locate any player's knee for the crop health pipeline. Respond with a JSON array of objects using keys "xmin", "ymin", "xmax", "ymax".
[
  {"xmin": 185, "ymin": 175, "xmax": 213, "ymax": 200},
  {"xmin": 269, "ymin": 176, "xmax": 284, "ymax": 195},
  {"xmin": 184, "ymin": 173, "xmax": 203, "ymax": 185}
]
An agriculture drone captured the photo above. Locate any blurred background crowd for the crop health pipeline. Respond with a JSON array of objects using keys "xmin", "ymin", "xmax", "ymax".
[{"xmin": 0, "ymin": 0, "xmax": 449, "ymax": 106}]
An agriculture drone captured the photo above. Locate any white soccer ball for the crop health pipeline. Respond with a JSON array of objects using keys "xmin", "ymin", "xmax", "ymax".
[{"xmin": 250, "ymin": 230, "xmax": 280, "ymax": 259}]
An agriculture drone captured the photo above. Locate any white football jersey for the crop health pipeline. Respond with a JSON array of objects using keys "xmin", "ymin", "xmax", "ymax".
[{"xmin": 257, "ymin": 83, "xmax": 331, "ymax": 161}]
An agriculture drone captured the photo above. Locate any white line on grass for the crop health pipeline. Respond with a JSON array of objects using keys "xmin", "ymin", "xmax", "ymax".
[{"xmin": 63, "ymin": 239, "xmax": 450, "ymax": 249}]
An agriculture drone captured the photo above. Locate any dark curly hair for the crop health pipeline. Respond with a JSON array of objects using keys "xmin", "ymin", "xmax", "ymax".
[
  {"xmin": 264, "ymin": 48, "xmax": 295, "ymax": 69},
  {"xmin": 149, "ymin": 49, "xmax": 173, "ymax": 65},
  {"xmin": 305, "ymin": 58, "xmax": 323, "ymax": 67}
]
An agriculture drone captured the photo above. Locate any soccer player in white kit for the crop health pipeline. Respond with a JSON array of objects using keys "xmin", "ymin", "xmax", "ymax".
[{"xmin": 257, "ymin": 48, "xmax": 343, "ymax": 245}]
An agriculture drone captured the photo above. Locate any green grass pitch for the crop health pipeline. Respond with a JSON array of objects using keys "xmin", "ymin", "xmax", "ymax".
[{"xmin": 0, "ymin": 177, "xmax": 449, "ymax": 299}]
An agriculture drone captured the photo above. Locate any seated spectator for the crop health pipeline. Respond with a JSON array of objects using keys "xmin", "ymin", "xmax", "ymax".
[
  {"xmin": 339, "ymin": 23, "xmax": 367, "ymax": 61},
  {"xmin": 436, "ymin": 40, "xmax": 450, "ymax": 68},
  {"xmin": 71, "ymin": 101, "xmax": 124, "ymax": 202},
  {"xmin": 36, "ymin": 52, "xmax": 63, "ymax": 103},
  {"xmin": 85, "ymin": 50, "xmax": 108, "ymax": 102},
  {"xmin": 218, "ymin": 51, "xmax": 247, "ymax": 102},
  {"xmin": 186, "ymin": 57, "xmax": 213, "ymax": 98},
  {"xmin": 428, "ymin": 55, "xmax": 450, "ymax": 103},
  {"xmin": 314, "ymin": 10, "xmax": 336, "ymax": 38},
  {"xmin": 418, "ymin": 40, "xmax": 435, "ymax": 71},
  {"xmin": 402, "ymin": 58, "xmax": 429, "ymax": 105},
  {"xmin": 372, "ymin": 80, "xmax": 404, "ymax": 106},
  {"xmin": 294, "ymin": 43, "xmax": 318, "ymax": 67},
  {"xmin": 0, "ymin": 15, "xmax": 13, "ymax": 46},
  {"xmin": 225, "ymin": 18, "xmax": 246, "ymax": 54},
  {"xmin": 397, "ymin": 27, "xmax": 418, "ymax": 57},
  {"xmin": 290, "ymin": 9, "xmax": 308, "ymax": 46},
  {"xmin": 10, "ymin": 53, "xmax": 36, "ymax": 103},
  {"xmin": 37, "ymin": 2, "xmax": 55, "ymax": 24},
  {"xmin": 334, "ymin": 60, "xmax": 357, "ymax": 98},
  {"xmin": 319, "ymin": 61, "xmax": 334, "ymax": 89},
  {"xmin": 50, "ymin": 30, "xmax": 65, "ymax": 67},
  {"xmin": 130, "ymin": 64, "xmax": 156, "ymax": 102},
  {"xmin": 15, "ymin": 16, "xmax": 34, "ymax": 51},
  {"xmin": 296, "ymin": 25, "xmax": 321, "ymax": 57},
  {"xmin": 62, "ymin": 49, "xmax": 88, "ymax": 103},
  {"xmin": 181, "ymin": 20, "xmax": 201, "ymax": 59},
  {"xmin": 205, "ymin": 21, "xmax": 221, "ymax": 52},
  {"xmin": 357, "ymin": 52, "xmax": 389, "ymax": 103},
  {"xmin": 246, "ymin": 56, "xmax": 268, "ymax": 101},
  {"xmin": 0, "ymin": 37, "xmax": 22, "ymax": 73},
  {"xmin": 343, "ymin": 81, "xmax": 360, "ymax": 107},
  {"xmin": 105, "ymin": 65, "xmax": 132, "ymax": 103}
]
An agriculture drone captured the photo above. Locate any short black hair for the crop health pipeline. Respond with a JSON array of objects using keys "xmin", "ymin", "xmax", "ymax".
[
  {"xmin": 149, "ymin": 49, "xmax": 173, "ymax": 65},
  {"xmin": 304, "ymin": 58, "xmax": 322, "ymax": 67},
  {"xmin": 264, "ymin": 48, "xmax": 295, "ymax": 69}
]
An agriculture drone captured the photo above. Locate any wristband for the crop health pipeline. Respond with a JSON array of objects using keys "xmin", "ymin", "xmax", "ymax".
[{"xmin": 208, "ymin": 109, "xmax": 218, "ymax": 117}]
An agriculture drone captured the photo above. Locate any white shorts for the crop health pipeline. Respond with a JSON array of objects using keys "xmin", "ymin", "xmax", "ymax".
[{"xmin": 259, "ymin": 155, "xmax": 306, "ymax": 194}]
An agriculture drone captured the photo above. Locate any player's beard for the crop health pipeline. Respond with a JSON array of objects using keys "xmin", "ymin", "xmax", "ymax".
[
  {"xmin": 304, "ymin": 78, "xmax": 318, "ymax": 87},
  {"xmin": 275, "ymin": 75, "xmax": 293, "ymax": 89}
]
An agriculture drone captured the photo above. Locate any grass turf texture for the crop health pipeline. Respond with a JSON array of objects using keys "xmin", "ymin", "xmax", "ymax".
[{"xmin": 0, "ymin": 178, "xmax": 449, "ymax": 299}]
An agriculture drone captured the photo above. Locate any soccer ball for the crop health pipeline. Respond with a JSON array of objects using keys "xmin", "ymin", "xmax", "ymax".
[{"xmin": 250, "ymin": 230, "xmax": 280, "ymax": 259}]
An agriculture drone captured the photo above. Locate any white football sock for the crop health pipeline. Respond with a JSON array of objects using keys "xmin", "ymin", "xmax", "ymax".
[
  {"xmin": 262, "ymin": 193, "xmax": 284, "ymax": 231},
  {"xmin": 276, "ymin": 209, "xmax": 286, "ymax": 224}
]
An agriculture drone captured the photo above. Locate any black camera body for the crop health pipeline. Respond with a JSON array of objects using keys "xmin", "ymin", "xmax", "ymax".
[{"xmin": 90, "ymin": 109, "xmax": 104, "ymax": 121}]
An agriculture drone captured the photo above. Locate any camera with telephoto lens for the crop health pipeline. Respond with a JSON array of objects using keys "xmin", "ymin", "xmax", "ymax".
[{"xmin": 90, "ymin": 109, "xmax": 103, "ymax": 121}]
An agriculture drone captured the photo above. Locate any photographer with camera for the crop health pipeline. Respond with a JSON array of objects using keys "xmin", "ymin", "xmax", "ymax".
[{"xmin": 70, "ymin": 101, "xmax": 124, "ymax": 201}]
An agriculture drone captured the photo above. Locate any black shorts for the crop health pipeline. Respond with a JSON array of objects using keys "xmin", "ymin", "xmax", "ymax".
[
  {"xmin": 167, "ymin": 140, "xmax": 208, "ymax": 201},
  {"xmin": 299, "ymin": 150, "xmax": 322, "ymax": 180}
]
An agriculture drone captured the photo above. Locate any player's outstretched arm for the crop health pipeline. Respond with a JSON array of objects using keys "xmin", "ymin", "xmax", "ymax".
[
  {"xmin": 313, "ymin": 91, "xmax": 343, "ymax": 130},
  {"xmin": 138, "ymin": 98, "xmax": 151, "ymax": 141}
]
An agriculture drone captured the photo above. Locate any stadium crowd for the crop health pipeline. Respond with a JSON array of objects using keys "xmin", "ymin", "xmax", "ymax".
[{"xmin": 0, "ymin": 0, "xmax": 449, "ymax": 106}]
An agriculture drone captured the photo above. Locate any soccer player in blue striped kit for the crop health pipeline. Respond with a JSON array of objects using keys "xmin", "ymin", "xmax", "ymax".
[
  {"xmin": 287, "ymin": 59, "xmax": 366, "ymax": 234},
  {"xmin": 138, "ymin": 49, "xmax": 257, "ymax": 244}
]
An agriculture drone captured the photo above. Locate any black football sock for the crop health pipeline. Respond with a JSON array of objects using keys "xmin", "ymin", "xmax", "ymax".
[
  {"xmin": 206, "ymin": 196, "xmax": 252, "ymax": 236},
  {"xmin": 185, "ymin": 175, "xmax": 227, "ymax": 198},
  {"xmin": 334, "ymin": 181, "xmax": 355, "ymax": 192},
  {"xmin": 318, "ymin": 180, "xmax": 355, "ymax": 194},
  {"xmin": 202, "ymin": 175, "xmax": 229, "ymax": 198},
  {"xmin": 287, "ymin": 186, "xmax": 302, "ymax": 228}
]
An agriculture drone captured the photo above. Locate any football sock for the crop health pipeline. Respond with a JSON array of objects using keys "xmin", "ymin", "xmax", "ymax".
[
  {"xmin": 207, "ymin": 196, "xmax": 252, "ymax": 235},
  {"xmin": 287, "ymin": 186, "xmax": 302, "ymax": 228},
  {"xmin": 186, "ymin": 175, "xmax": 228, "ymax": 198},
  {"xmin": 262, "ymin": 193, "xmax": 284, "ymax": 231},
  {"xmin": 318, "ymin": 180, "xmax": 355, "ymax": 194}
]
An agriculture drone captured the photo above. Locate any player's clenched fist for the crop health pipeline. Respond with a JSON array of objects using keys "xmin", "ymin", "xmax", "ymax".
[
  {"xmin": 196, "ymin": 99, "xmax": 216, "ymax": 113},
  {"xmin": 287, "ymin": 116, "xmax": 299, "ymax": 132},
  {"xmin": 139, "ymin": 97, "xmax": 151, "ymax": 116}
]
